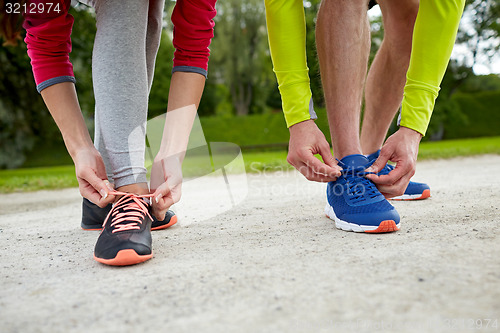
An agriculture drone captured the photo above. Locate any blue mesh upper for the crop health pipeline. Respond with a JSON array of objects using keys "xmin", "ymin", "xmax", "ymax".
[
  {"xmin": 327, "ymin": 180, "xmax": 394, "ymax": 215},
  {"xmin": 326, "ymin": 154, "xmax": 397, "ymax": 223}
]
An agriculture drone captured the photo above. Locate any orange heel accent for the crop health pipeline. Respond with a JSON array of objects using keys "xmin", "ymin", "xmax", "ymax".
[
  {"xmin": 151, "ymin": 215, "xmax": 178, "ymax": 231},
  {"xmin": 365, "ymin": 220, "xmax": 399, "ymax": 233},
  {"xmin": 418, "ymin": 189, "xmax": 431, "ymax": 200},
  {"xmin": 94, "ymin": 249, "xmax": 153, "ymax": 266},
  {"xmin": 392, "ymin": 189, "xmax": 431, "ymax": 201}
]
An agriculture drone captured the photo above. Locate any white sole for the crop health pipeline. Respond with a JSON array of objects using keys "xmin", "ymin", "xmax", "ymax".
[
  {"xmin": 390, "ymin": 193, "xmax": 424, "ymax": 200},
  {"xmin": 324, "ymin": 203, "xmax": 400, "ymax": 233},
  {"xmin": 390, "ymin": 188, "xmax": 431, "ymax": 201}
]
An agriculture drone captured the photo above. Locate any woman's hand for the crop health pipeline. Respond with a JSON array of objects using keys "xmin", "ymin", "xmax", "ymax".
[
  {"xmin": 73, "ymin": 147, "xmax": 115, "ymax": 207},
  {"xmin": 150, "ymin": 155, "xmax": 183, "ymax": 221}
]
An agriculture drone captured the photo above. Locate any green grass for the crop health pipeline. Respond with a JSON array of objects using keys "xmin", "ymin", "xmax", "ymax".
[
  {"xmin": 418, "ymin": 136, "xmax": 500, "ymax": 159},
  {"xmin": 1, "ymin": 136, "xmax": 499, "ymax": 193},
  {"xmin": 0, "ymin": 165, "xmax": 77, "ymax": 193}
]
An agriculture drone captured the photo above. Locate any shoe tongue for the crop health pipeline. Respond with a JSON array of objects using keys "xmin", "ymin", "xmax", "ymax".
[
  {"xmin": 340, "ymin": 154, "xmax": 371, "ymax": 169},
  {"xmin": 366, "ymin": 149, "xmax": 381, "ymax": 161}
]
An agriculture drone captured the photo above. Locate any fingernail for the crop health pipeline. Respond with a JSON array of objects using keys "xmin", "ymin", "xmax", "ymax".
[
  {"xmin": 155, "ymin": 194, "xmax": 162, "ymax": 204},
  {"xmin": 104, "ymin": 181, "xmax": 114, "ymax": 191},
  {"xmin": 100, "ymin": 189, "xmax": 108, "ymax": 199}
]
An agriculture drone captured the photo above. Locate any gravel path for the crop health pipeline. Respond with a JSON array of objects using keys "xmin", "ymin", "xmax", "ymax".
[{"xmin": 1, "ymin": 155, "xmax": 499, "ymax": 333}]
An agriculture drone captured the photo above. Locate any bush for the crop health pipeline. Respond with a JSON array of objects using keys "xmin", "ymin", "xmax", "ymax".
[{"xmin": 443, "ymin": 91, "xmax": 500, "ymax": 139}]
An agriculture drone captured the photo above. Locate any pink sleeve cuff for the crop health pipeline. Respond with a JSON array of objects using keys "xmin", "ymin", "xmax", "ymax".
[
  {"xmin": 171, "ymin": 0, "xmax": 217, "ymax": 71},
  {"xmin": 23, "ymin": 1, "xmax": 74, "ymax": 89}
]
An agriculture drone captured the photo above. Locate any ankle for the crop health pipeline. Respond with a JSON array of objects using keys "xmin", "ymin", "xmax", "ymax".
[
  {"xmin": 360, "ymin": 145, "xmax": 382, "ymax": 156},
  {"xmin": 334, "ymin": 147, "xmax": 363, "ymax": 160},
  {"xmin": 116, "ymin": 183, "xmax": 149, "ymax": 196},
  {"xmin": 360, "ymin": 132, "xmax": 385, "ymax": 156}
]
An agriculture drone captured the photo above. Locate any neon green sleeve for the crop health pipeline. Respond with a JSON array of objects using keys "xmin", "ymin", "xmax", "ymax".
[
  {"xmin": 400, "ymin": 0, "xmax": 465, "ymax": 136},
  {"xmin": 264, "ymin": 0, "xmax": 316, "ymax": 128}
]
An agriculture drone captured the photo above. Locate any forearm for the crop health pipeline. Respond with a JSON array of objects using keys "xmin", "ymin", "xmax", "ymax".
[
  {"xmin": 40, "ymin": 82, "xmax": 93, "ymax": 158},
  {"xmin": 400, "ymin": 0, "xmax": 465, "ymax": 135},
  {"xmin": 156, "ymin": 72, "xmax": 202, "ymax": 161},
  {"xmin": 265, "ymin": 0, "xmax": 315, "ymax": 127}
]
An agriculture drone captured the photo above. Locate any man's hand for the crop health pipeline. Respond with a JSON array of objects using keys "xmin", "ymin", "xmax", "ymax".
[
  {"xmin": 150, "ymin": 155, "xmax": 183, "ymax": 221},
  {"xmin": 365, "ymin": 127, "xmax": 422, "ymax": 198},
  {"xmin": 73, "ymin": 147, "xmax": 115, "ymax": 207},
  {"xmin": 287, "ymin": 120, "xmax": 342, "ymax": 182}
]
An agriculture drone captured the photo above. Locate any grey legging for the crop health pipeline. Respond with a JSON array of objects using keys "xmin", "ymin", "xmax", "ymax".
[{"xmin": 91, "ymin": 0, "xmax": 163, "ymax": 188}]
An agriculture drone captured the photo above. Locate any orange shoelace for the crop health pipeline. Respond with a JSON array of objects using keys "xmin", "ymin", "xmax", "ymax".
[{"xmin": 103, "ymin": 191, "xmax": 155, "ymax": 233}]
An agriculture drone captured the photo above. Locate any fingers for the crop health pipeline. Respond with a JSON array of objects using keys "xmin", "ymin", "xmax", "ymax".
[
  {"xmin": 365, "ymin": 149, "xmax": 391, "ymax": 174},
  {"xmin": 77, "ymin": 168, "xmax": 115, "ymax": 208},
  {"xmin": 367, "ymin": 157, "xmax": 414, "ymax": 185},
  {"xmin": 79, "ymin": 182, "xmax": 115, "ymax": 208},
  {"xmin": 296, "ymin": 163, "xmax": 339, "ymax": 182},
  {"xmin": 366, "ymin": 161, "xmax": 415, "ymax": 198},
  {"xmin": 152, "ymin": 196, "xmax": 175, "ymax": 221},
  {"xmin": 152, "ymin": 178, "xmax": 182, "ymax": 203},
  {"xmin": 96, "ymin": 180, "xmax": 115, "ymax": 207},
  {"xmin": 287, "ymin": 149, "xmax": 340, "ymax": 183},
  {"xmin": 80, "ymin": 182, "xmax": 106, "ymax": 207},
  {"xmin": 305, "ymin": 154, "xmax": 341, "ymax": 178},
  {"xmin": 287, "ymin": 121, "xmax": 341, "ymax": 183},
  {"xmin": 151, "ymin": 181, "xmax": 181, "ymax": 220},
  {"xmin": 317, "ymin": 142, "xmax": 342, "ymax": 174},
  {"xmin": 153, "ymin": 181, "xmax": 171, "ymax": 206},
  {"xmin": 152, "ymin": 194, "xmax": 177, "ymax": 221},
  {"xmin": 152, "ymin": 208, "xmax": 167, "ymax": 222},
  {"xmin": 290, "ymin": 160, "xmax": 338, "ymax": 182},
  {"xmin": 150, "ymin": 157, "xmax": 183, "ymax": 220},
  {"xmin": 377, "ymin": 170, "xmax": 414, "ymax": 198}
]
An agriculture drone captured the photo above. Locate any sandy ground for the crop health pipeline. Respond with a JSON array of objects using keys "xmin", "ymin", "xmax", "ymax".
[{"xmin": 0, "ymin": 155, "xmax": 499, "ymax": 333}]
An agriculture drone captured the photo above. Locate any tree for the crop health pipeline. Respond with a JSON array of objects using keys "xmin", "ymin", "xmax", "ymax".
[
  {"xmin": 304, "ymin": 0, "xmax": 323, "ymax": 108},
  {"xmin": 0, "ymin": 5, "xmax": 96, "ymax": 168},
  {"xmin": 456, "ymin": 0, "xmax": 500, "ymax": 72},
  {"xmin": 209, "ymin": 0, "xmax": 273, "ymax": 116},
  {"xmin": 0, "ymin": 43, "xmax": 44, "ymax": 168},
  {"xmin": 426, "ymin": 0, "xmax": 500, "ymax": 139}
]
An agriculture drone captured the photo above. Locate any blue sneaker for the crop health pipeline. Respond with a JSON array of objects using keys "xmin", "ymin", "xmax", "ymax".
[
  {"xmin": 325, "ymin": 154, "xmax": 400, "ymax": 233},
  {"xmin": 366, "ymin": 150, "xmax": 431, "ymax": 201}
]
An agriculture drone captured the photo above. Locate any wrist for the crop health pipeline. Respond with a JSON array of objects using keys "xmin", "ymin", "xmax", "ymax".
[
  {"xmin": 156, "ymin": 105, "xmax": 196, "ymax": 161},
  {"xmin": 154, "ymin": 151, "xmax": 184, "ymax": 165},
  {"xmin": 289, "ymin": 119, "xmax": 314, "ymax": 133},
  {"xmin": 399, "ymin": 126, "xmax": 422, "ymax": 143},
  {"xmin": 66, "ymin": 136, "xmax": 95, "ymax": 160}
]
